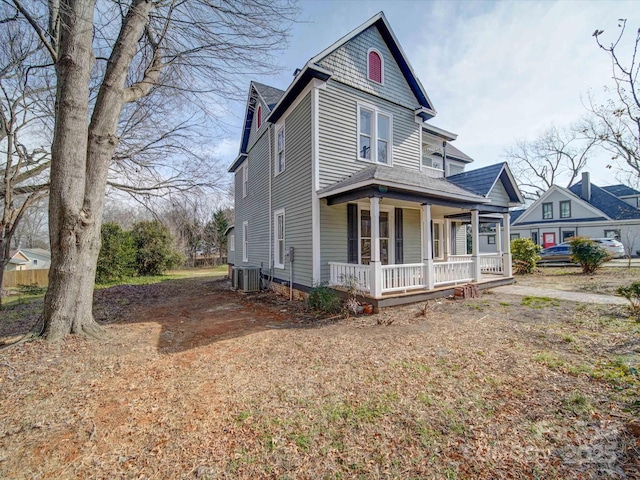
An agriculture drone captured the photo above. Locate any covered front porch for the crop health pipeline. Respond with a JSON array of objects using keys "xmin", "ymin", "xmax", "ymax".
[
  {"xmin": 317, "ymin": 164, "xmax": 520, "ymax": 302},
  {"xmin": 326, "ymin": 198, "xmax": 513, "ymax": 299}
]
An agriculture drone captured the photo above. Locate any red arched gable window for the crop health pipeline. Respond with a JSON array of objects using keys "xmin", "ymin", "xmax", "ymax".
[
  {"xmin": 368, "ymin": 50, "xmax": 383, "ymax": 84},
  {"xmin": 256, "ymin": 105, "xmax": 262, "ymax": 129}
]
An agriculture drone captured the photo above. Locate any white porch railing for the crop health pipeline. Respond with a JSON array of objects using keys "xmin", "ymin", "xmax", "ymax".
[
  {"xmin": 433, "ymin": 260, "xmax": 474, "ymax": 287},
  {"xmin": 328, "ymin": 262, "xmax": 371, "ymax": 292},
  {"xmin": 381, "ymin": 263, "xmax": 424, "ymax": 293},
  {"xmin": 448, "ymin": 254, "xmax": 471, "ymax": 262},
  {"xmin": 445, "ymin": 253, "xmax": 503, "ymax": 274},
  {"xmin": 479, "ymin": 254, "xmax": 503, "ymax": 274},
  {"xmin": 329, "ymin": 255, "xmax": 505, "ymax": 297}
]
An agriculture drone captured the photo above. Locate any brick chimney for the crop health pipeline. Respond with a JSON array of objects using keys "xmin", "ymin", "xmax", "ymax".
[{"xmin": 581, "ymin": 172, "xmax": 591, "ymax": 201}]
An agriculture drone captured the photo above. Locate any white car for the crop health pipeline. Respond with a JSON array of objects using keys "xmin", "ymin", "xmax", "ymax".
[{"xmin": 591, "ymin": 238, "xmax": 625, "ymax": 258}]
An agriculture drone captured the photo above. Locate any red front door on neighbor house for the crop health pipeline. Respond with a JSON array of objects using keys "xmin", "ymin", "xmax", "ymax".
[{"xmin": 543, "ymin": 232, "xmax": 556, "ymax": 248}]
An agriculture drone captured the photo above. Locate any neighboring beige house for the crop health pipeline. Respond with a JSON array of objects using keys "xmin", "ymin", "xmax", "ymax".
[
  {"xmin": 7, "ymin": 248, "xmax": 51, "ymax": 271},
  {"xmin": 511, "ymin": 173, "xmax": 640, "ymax": 255},
  {"xmin": 7, "ymin": 250, "xmax": 30, "ymax": 271}
]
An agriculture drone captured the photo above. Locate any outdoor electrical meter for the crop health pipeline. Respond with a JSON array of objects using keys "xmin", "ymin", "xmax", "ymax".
[{"xmin": 285, "ymin": 246, "xmax": 294, "ymax": 263}]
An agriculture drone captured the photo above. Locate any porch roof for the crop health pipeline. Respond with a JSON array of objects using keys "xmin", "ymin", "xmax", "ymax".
[{"xmin": 318, "ymin": 164, "xmax": 497, "ymax": 208}]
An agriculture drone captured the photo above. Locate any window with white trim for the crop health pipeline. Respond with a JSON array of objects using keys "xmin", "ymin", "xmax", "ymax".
[
  {"xmin": 604, "ymin": 229, "xmax": 620, "ymax": 240},
  {"xmin": 229, "ymin": 234, "xmax": 235, "ymax": 252},
  {"xmin": 242, "ymin": 221, "xmax": 248, "ymax": 262},
  {"xmin": 242, "ymin": 163, "xmax": 248, "ymax": 198},
  {"xmin": 367, "ymin": 48, "xmax": 384, "ymax": 84},
  {"xmin": 358, "ymin": 104, "xmax": 391, "ymax": 164},
  {"xmin": 276, "ymin": 126, "xmax": 285, "ymax": 175},
  {"xmin": 274, "ymin": 209, "xmax": 285, "ymax": 269}
]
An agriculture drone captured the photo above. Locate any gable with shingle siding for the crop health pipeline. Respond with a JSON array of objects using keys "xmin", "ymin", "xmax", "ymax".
[{"xmin": 317, "ymin": 25, "xmax": 419, "ymax": 110}]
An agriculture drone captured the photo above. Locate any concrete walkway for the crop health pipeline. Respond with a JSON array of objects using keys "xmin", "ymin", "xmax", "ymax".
[{"xmin": 492, "ymin": 285, "xmax": 628, "ymax": 305}]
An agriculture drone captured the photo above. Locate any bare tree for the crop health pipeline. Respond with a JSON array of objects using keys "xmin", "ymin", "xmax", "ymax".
[
  {"xmin": 0, "ymin": 12, "xmax": 51, "ymax": 297},
  {"xmin": 504, "ymin": 124, "xmax": 596, "ymax": 201},
  {"xmin": 589, "ymin": 19, "xmax": 640, "ymax": 182},
  {"xmin": 11, "ymin": 198, "xmax": 49, "ymax": 249},
  {"xmin": 13, "ymin": 0, "xmax": 296, "ymax": 340}
]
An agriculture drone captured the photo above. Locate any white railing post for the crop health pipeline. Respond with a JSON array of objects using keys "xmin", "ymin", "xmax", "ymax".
[
  {"xmin": 503, "ymin": 212, "xmax": 513, "ymax": 277},
  {"xmin": 370, "ymin": 197, "xmax": 382, "ymax": 298},
  {"xmin": 422, "ymin": 204, "xmax": 434, "ymax": 290},
  {"xmin": 471, "ymin": 210, "xmax": 481, "ymax": 281},
  {"xmin": 496, "ymin": 223, "xmax": 502, "ymax": 254}
]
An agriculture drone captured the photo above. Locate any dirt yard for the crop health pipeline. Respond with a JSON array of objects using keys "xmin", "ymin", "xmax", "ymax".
[{"xmin": 0, "ymin": 267, "xmax": 639, "ymax": 479}]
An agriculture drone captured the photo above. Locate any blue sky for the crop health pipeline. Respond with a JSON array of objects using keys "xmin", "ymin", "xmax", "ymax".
[{"xmin": 215, "ymin": 0, "xmax": 639, "ymax": 188}]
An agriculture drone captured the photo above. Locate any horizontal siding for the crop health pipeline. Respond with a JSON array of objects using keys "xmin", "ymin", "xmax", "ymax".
[
  {"xmin": 318, "ymin": 80, "xmax": 421, "ymax": 189},
  {"xmin": 403, "ymin": 208, "xmax": 422, "ymax": 263},
  {"xmin": 488, "ymin": 181, "xmax": 510, "ymax": 207},
  {"xmin": 317, "ymin": 25, "xmax": 418, "ymax": 109},
  {"xmin": 523, "ymin": 190, "xmax": 597, "ymax": 223},
  {"xmin": 320, "ymin": 201, "xmax": 348, "ymax": 282},
  {"xmin": 448, "ymin": 161, "xmax": 465, "ymax": 176},
  {"xmin": 234, "ymin": 127, "xmax": 270, "ymax": 269},
  {"xmin": 272, "ymin": 93, "xmax": 313, "ymax": 287},
  {"xmin": 226, "ymin": 228, "xmax": 235, "ymax": 265},
  {"xmin": 455, "ymin": 222, "xmax": 467, "ymax": 255}
]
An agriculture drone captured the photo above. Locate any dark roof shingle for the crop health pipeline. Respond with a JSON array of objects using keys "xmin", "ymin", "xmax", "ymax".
[
  {"xmin": 569, "ymin": 182, "xmax": 640, "ymax": 220},
  {"xmin": 447, "ymin": 163, "xmax": 505, "ymax": 196},
  {"xmin": 602, "ymin": 184, "xmax": 640, "ymax": 197},
  {"xmin": 252, "ymin": 82, "xmax": 285, "ymax": 110},
  {"xmin": 317, "ymin": 164, "xmax": 487, "ymax": 202}
]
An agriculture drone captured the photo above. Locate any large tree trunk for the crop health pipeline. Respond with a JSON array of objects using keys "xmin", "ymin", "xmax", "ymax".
[
  {"xmin": 43, "ymin": 0, "xmax": 99, "ymax": 341},
  {"xmin": 43, "ymin": 0, "xmax": 156, "ymax": 341}
]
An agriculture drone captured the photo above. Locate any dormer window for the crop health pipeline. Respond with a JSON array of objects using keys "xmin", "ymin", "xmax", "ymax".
[
  {"xmin": 256, "ymin": 105, "xmax": 262, "ymax": 129},
  {"xmin": 367, "ymin": 49, "xmax": 383, "ymax": 84}
]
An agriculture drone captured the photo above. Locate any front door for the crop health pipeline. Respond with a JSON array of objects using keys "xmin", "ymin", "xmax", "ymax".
[{"xmin": 543, "ymin": 232, "xmax": 556, "ymax": 248}]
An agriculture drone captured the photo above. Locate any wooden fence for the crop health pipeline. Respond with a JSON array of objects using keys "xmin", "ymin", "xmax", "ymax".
[{"xmin": 3, "ymin": 269, "xmax": 49, "ymax": 288}]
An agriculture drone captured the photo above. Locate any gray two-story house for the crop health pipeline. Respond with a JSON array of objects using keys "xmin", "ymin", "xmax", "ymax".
[{"xmin": 228, "ymin": 12, "xmax": 523, "ymax": 306}]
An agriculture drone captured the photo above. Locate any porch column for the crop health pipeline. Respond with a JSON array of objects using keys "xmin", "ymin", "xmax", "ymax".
[
  {"xmin": 502, "ymin": 212, "xmax": 513, "ymax": 277},
  {"xmin": 471, "ymin": 210, "xmax": 481, "ymax": 281},
  {"xmin": 496, "ymin": 223, "xmax": 502, "ymax": 254},
  {"xmin": 443, "ymin": 218, "xmax": 450, "ymax": 260},
  {"xmin": 421, "ymin": 204, "xmax": 434, "ymax": 290},
  {"xmin": 370, "ymin": 197, "xmax": 382, "ymax": 298}
]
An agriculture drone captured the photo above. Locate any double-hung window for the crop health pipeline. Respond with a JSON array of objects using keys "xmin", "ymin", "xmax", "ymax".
[
  {"xmin": 358, "ymin": 104, "xmax": 392, "ymax": 164},
  {"xmin": 242, "ymin": 221, "xmax": 248, "ymax": 262},
  {"xmin": 542, "ymin": 202, "xmax": 553, "ymax": 220},
  {"xmin": 559, "ymin": 200, "xmax": 571, "ymax": 218},
  {"xmin": 274, "ymin": 209, "xmax": 285, "ymax": 269},
  {"xmin": 242, "ymin": 164, "xmax": 248, "ymax": 198},
  {"xmin": 276, "ymin": 126, "xmax": 285, "ymax": 175}
]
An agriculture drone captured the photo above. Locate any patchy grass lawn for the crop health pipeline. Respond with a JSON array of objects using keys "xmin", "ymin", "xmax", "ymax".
[{"xmin": 0, "ymin": 268, "xmax": 638, "ymax": 478}]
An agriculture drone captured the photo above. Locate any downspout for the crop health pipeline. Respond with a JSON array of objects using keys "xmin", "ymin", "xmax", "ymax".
[
  {"xmin": 442, "ymin": 141, "xmax": 447, "ymax": 177},
  {"xmin": 268, "ymin": 124, "xmax": 273, "ymax": 287}
]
